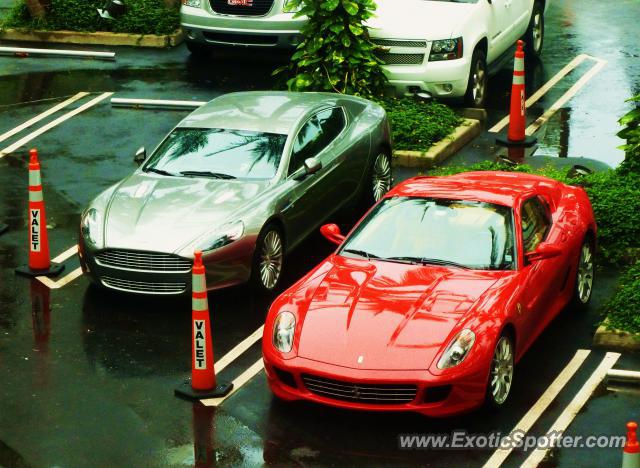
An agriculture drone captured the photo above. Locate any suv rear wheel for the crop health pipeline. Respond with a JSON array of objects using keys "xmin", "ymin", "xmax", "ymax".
[{"xmin": 524, "ymin": 2, "xmax": 544, "ymax": 58}]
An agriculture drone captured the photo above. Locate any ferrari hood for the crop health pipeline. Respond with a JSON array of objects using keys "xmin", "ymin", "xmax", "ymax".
[
  {"xmin": 297, "ymin": 256, "xmax": 503, "ymax": 370},
  {"xmin": 368, "ymin": 0, "xmax": 476, "ymax": 41},
  {"xmin": 102, "ymin": 172, "xmax": 269, "ymax": 252}
]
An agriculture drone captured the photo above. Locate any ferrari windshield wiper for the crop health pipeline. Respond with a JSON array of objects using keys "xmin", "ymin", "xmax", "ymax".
[
  {"xmin": 180, "ymin": 170, "xmax": 237, "ymax": 179},
  {"xmin": 385, "ymin": 256, "xmax": 470, "ymax": 269},
  {"xmin": 145, "ymin": 167, "xmax": 177, "ymax": 177},
  {"xmin": 342, "ymin": 249, "xmax": 379, "ymax": 260}
]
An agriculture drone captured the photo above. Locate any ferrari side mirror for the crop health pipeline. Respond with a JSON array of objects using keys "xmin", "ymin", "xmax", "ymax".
[
  {"xmin": 320, "ymin": 223, "xmax": 345, "ymax": 246},
  {"xmin": 525, "ymin": 242, "xmax": 562, "ymax": 263}
]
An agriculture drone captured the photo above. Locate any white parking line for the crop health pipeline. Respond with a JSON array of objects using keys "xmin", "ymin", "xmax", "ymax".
[
  {"xmin": 521, "ymin": 352, "xmax": 621, "ymax": 468},
  {"xmin": 36, "ymin": 266, "xmax": 83, "ymax": 290},
  {"xmin": 51, "ymin": 245, "xmax": 79, "ymax": 263},
  {"xmin": 202, "ymin": 359, "xmax": 264, "ymax": 407},
  {"xmin": 524, "ymin": 57, "xmax": 607, "ymax": 136},
  {"xmin": 482, "ymin": 349, "xmax": 591, "ymax": 468},
  {"xmin": 215, "ymin": 325, "xmax": 264, "ymax": 374},
  {"xmin": 489, "ymin": 54, "xmax": 590, "ymax": 133},
  {"xmin": 0, "ymin": 92, "xmax": 113, "ymax": 158},
  {"xmin": 0, "ymin": 92, "xmax": 88, "ymax": 144}
]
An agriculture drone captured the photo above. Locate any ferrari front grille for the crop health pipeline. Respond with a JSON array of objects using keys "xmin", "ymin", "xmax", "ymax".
[
  {"xmin": 101, "ymin": 276, "xmax": 187, "ymax": 295},
  {"xmin": 301, "ymin": 374, "xmax": 418, "ymax": 405},
  {"xmin": 95, "ymin": 250, "xmax": 191, "ymax": 273}
]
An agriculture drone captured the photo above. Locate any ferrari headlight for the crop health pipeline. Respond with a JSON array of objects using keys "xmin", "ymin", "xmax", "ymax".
[
  {"xmin": 197, "ymin": 220, "xmax": 244, "ymax": 252},
  {"xmin": 181, "ymin": 0, "xmax": 201, "ymax": 7},
  {"xmin": 283, "ymin": 0, "xmax": 302, "ymax": 13},
  {"xmin": 273, "ymin": 311, "xmax": 295, "ymax": 353},
  {"xmin": 437, "ymin": 329, "xmax": 475, "ymax": 369},
  {"xmin": 429, "ymin": 37, "xmax": 463, "ymax": 61},
  {"xmin": 81, "ymin": 208, "xmax": 103, "ymax": 247}
]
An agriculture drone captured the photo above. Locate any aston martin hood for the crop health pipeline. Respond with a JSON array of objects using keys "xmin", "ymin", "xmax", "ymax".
[
  {"xmin": 102, "ymin": 173, "xmax": 269, "ymax": 252},
  {"xmin": 368, "ymin": 0, "xmax": 476, "ymax": 41},
  {"xmin": 297, "ymin": 256, "xmax": 502, "ymax": 370}
]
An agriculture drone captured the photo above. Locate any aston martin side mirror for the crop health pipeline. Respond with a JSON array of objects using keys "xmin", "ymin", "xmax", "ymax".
[
  {"xmin": 304, "ymin": 157, "xmax": 322, "ymax": 176},
  {"xmin": 134, "ymin": 146, "xmax": 146, "ymax": 164},
  {"xmin": 525, "ymin": 242, "xmax": 562, "ymax": 263},
  {"xmin": 320, "ymin": 224, "xmax": 345, "ymax": 245}
]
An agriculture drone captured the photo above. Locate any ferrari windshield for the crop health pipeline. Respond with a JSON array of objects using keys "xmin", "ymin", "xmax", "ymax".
[
  {"xmin": 340, "ymin": 197, "xmax": 516, "ymax": 270},
  {"xmin": 144, "ymin": 128, "xmax": 287, "ymax": 180}
]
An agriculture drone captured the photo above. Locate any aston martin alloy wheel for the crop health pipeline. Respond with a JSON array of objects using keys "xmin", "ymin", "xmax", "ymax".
[
  {"xmin": 372, "ymin": 152, "xmax": 392, "ymax": 203},
  {"xmin": 487, "ymin": 335, "xmax": 514, "ymax": 407},
  {"xmin": 253, "ymin": 225, "xmax": 284, "ymax": 293}
]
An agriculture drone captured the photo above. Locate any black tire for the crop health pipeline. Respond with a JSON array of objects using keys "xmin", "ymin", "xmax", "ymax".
[
  {"xmin": 361, "ymin": 148, "xmax": 392, "ymax": 209},
  {"xmin": 250, "ymin": 224, "xmax": 285, "ymax": 294},
  {"xmin": 186, "ymin": 41, "xmax": 210, "ymax": 58},
  {"xmin": 464, "ymin": 48, "xmax": 488, "ymax": 108},
  {"xmin": 523, "ymin": 1, "xmax": 544, "ymax": 58},
  {"xmin": 485, "ymin": 333, "xmax": 514, "ymax": 410},
  {"xmin": 570, "ymin": 235, "xmax": 595, "ymax": 312}
]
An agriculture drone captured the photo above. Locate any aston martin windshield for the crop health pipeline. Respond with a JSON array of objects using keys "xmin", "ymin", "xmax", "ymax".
[
  {"xmin": 340, "ymin": 197, "xmax": 516, "ymax": 270},
  {"xmin": 144, "ymin": 128, "xmax": 287, "ymax": 180}
]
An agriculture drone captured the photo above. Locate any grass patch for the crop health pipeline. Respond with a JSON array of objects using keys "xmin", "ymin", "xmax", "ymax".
[
  {"xmin": 602, "ymin": 261, "xmax": 640, "ymax": 335},
  {"xmin": 2, "ymin": 0, "xmax": 180, "ymax": 35},
  {"xmin": 377, "ymin": 98, "xmax": 463, "ymax": 151}
]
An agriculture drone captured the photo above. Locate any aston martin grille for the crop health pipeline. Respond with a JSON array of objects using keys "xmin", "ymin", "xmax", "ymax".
[
  {"xmin": 209, "ymin": 0, "xmax": 274, "ymax": 16},
  {"xmin": 375, "ymin": 52, "xmax": 425, "ymax": 66},
  {"xmin": 101, "ymin": 276, "xmax": 187, "ymax": 295},
  {"xmin": 95, "ymin": 250, "xmax": 191, "ymax": 273},
  {"xmin": 372, "ymin": 39, "xmax": 427, "ymax": 48},
  {"xmin": 301, "ymin": 374, "xmax": 418, "ymax": 405}
]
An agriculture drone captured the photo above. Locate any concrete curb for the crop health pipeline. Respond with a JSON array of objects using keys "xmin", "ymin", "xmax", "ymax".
[
  {"xmin": 0, "ymin": 28, "xmax": 184, "ymax": 48},
  {"xmin": 593, "ymin": 319, "xmax": 640, "ymax": 351},
  {"xmin": 393, "ymin": 118, "xmax": 481, "ymax": 169}
]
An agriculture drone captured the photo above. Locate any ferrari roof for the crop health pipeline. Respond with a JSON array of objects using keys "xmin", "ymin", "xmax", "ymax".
[
  {"xmin": 179, "ymin": 91, "xmax": 354, "ymax": 135},
  {"xmin": 390, "ymin": 171, "xmax": 563, "ymax": 207}
]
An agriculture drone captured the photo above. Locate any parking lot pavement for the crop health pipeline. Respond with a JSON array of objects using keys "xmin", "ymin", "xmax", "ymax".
[{"xmin": 2, "ymin": 0, "xmax": 640, "ymax": 466}]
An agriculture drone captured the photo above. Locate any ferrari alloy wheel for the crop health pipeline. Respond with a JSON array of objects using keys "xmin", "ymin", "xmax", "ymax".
[
  {"xmin": 372, "ymin": 152, "xmax": 392, "ymax": 203},
  {"xmin": 488, "ymin": 335, "xmax": 514, "ymax": 407},
  {"xmin": 572, "ymin": 238, "xmax": 595, "ymax": 311},
  {"xmin": 252, "ymin": 225, "xmax": 284, "ymax": 293}
]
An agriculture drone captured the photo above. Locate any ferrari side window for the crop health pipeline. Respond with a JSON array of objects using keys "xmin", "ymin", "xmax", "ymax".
[{"xmin": 521, "ymin": 198, "xmax": 551, "ymax": 253}]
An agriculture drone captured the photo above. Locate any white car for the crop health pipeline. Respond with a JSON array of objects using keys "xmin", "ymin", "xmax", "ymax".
[{"xmin": 180, "ymin": 0, "xmax": 548, "ymax": 107}]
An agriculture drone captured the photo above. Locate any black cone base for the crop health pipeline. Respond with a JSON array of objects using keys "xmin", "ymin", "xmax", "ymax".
[
  {"xmin": 15, "ymin": 262, "xmax": 65, "ymax": 278},
  {"xmin": 174, "ymin": 380, "xmax": 233, "ymax": 401},
  {"xmin": 495, "ymin": 134, "xmax": 537, "ymax": 148},
  {"xmin": 0, "ymin": 223, "xmax": 8, "ymax": 235}
]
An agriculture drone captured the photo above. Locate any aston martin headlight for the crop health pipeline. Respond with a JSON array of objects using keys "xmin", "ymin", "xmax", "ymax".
[
  {"xmin": 273, "ymin": 311, "xmax": 295, "ymax": 353},
  {"xmin": 429, "ymin": 37, "xmax": 463, "ymax": 61},
  {"xmin": 283, "ymin": 0, "xmax": 302, "ymax": 13},
  {"xmin": 81, "ymin": 208, "xmax": 103, "ymax": 247},
  {"xmin": 197, "ymin": 220, "xmax": 244, "ymax": 252},
  {"xmin": 437, "ymin": 329, "xmax": 475, "ymax": 369}
]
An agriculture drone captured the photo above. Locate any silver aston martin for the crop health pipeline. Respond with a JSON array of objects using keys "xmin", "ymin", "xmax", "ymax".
[{"xmin": 79, "ymin": 91, "xmax": 393, "ymax": 295}]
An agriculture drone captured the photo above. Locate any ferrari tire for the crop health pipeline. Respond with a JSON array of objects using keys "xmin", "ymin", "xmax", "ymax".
[
  {"xmin": 251, "ymin": 224, "xmax": 284, "ymax": 294},
  {"xmin": 485, "ymin": 333, "xmax": 514, "ymax": 410},
  {"xmin": 571, "ymin": 236, "xmax": 595, "ymax": 312}
]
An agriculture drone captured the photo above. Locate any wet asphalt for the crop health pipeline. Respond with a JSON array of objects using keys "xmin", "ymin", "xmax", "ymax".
[{"xmin": 1, "ymin": 0, "xmax": 640, "ymax": 466}]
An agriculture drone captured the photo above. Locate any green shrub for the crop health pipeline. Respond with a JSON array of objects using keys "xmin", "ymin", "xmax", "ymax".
[
  {"xmin": 602, "ymin": 261, "xmax": 640, "ymax": 335},
  {"xmin": 2, "ymin": 0, "xmax": 179, "ymax": 35},
  {"xmin": 429, "ymin": 161, "xmax": 640, "ymax": 266},
  {"xmin": 617, "ymin": 94, "xmax": 640, "ymax": 175},
  {"xmin": 377, "ymin": 98, "xmax": 463, "ymax": 151},
  {"xmin": 275, "ymin": 0, "xmax": 387, "ymax": 98}
]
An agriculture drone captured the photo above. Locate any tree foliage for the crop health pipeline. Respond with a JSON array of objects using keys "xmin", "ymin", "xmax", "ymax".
[
  {"xmin": 617, "ymin": 94, "xmax": 640, "ymax": 175},
  {"xmin": 275, "ymin": 0, "xmax": 387, "ymax": 98}
]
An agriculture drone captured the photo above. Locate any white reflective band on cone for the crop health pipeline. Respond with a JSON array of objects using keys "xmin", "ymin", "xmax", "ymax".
[
  {"xmin": 514, "ymin": 57, "xmax": 525, "ymax": 72},
  {"xmin": 192, "ymin": 297, "xmax": 208, "ymax": 312},
  {"xmin": 29, "ymin": 170, "xmax": 41, "ymax": 187},
  {"xmin": 192, "ymin": 274, "xmax": 206, "ymax": 293},
  {"xmin": 513, "ymin": 75, "xmax": 525, "ymax": 85},
  {"xmin": 29, "ymin": 190, "xmax": 43, "ymax": 202}
]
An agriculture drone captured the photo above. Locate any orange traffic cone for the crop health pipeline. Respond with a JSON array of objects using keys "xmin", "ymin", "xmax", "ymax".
[
  {"xmin": 175, "ymin": 251, "xmax": 233, "ymax": 400},
  {"xmin": 15, "ymin": 149, "xmax": 64, "ymax": 277},
  {"xmin": 623, "ymin": 422, "xmax": 640, "ymax": 468},
  {"xmin": 496, "ymin": 40, "xmax": 537, "ymax": 149}
]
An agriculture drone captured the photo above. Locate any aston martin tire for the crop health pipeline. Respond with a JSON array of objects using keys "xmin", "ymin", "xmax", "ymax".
[
  {"xmin": 485, "ymin": 333, "xmax": 514, "ymax": 410},
  {"xmin": 571, "ymin": 236, "xmax": 595, "ymax": 312},
  {"xmin": 361, "ymin": 149, "xmax": 392, "ymax": 209},
  {"xmin": 523, "ymin": 1, "xmax": 544, "ymax": 58},
  {"xmin": 251, "ymin": 224, "xmax": 284, "ymax": 294},
  {"xmin": 464, "ymin": 48, "xmax": 487, "ymax": 108}
]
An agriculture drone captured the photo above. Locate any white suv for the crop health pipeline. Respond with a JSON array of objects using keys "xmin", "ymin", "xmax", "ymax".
[{"xmin": 180, "ymin": 0, "xmax": 548, "ymax": 107}]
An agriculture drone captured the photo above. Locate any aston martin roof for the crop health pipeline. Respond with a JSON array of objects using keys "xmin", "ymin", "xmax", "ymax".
[{"xmin": 179, "ymin": 91, "xmax": 358, "ymax": 135}]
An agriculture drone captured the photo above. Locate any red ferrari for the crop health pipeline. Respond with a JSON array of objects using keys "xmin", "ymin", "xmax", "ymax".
[{"xmin": 262, "ymin": 171, "xmax": 596, "ymax": 417}]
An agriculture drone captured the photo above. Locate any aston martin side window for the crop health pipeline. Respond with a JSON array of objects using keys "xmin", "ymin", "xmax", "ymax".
[
  {"xmin": 316, "ymin": 107, "xmax": 346, "ymax": 147},
  {"xmin": 289, "ymin": 108, "xmax": 345, "ymax": 175},
  {"xmin": 521, "ymin": 197, "xmax": 551, "ymax": 253}
]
